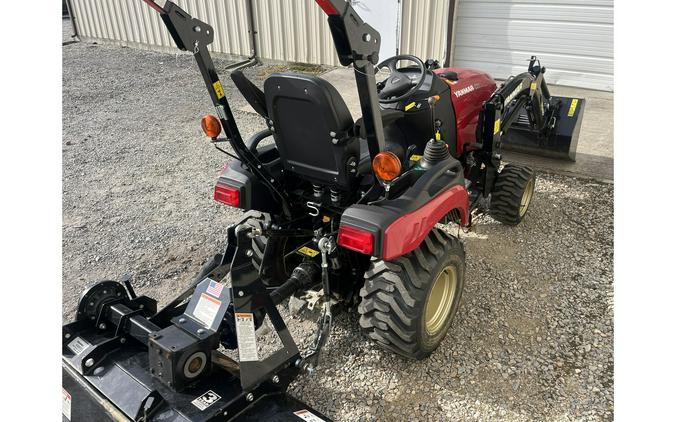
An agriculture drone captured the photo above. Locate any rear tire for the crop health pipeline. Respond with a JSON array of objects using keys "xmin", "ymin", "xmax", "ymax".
[
  {"xmin": 358, "ymin": 228, "xmax": 465, "ymax": 360},
  {"xmin": 489, "ymin": 164, "xmax": 536, "ymax": 225},
  {"xmin": 195, "ymin": 253, "xmax": 223, "ymax": 281}
]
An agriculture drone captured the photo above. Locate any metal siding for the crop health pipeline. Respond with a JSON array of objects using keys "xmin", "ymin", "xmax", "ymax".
[
  {"xmin": 70, "ymin": 0, "xmax": 452, "ymax": 68},
  {"xmin": 69, "ymin": 0, "xmax": 341, "ymax": 65},
  {"xmin": 453, "ymin": 0, "xmax": 614, "ymax": 91},
  {"xmin": 253, "ymin": 0, "xmax": 339, "ymax": 66},
  {"xmin": 71, "ymin": 0, "xmax": 251, "ymax": 58},
  {"xmin": 399, "ymin": 0, "xmax": 450, "ymax": 63}
]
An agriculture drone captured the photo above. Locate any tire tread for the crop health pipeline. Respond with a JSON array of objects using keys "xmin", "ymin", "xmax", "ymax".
[
  {"xmin": 358, "ymin": 228, "xmax": 464, "ymax": 360},
  {"xmin": 489, "ymin": 165, "xmax": 535, "ymax": 225}
]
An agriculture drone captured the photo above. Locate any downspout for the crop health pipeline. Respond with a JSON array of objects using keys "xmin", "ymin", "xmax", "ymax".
[
  {"xmin": 443, "ymin": 0, "xmax": 457, "ymax": 68},
  {"xmin": 224, "ymin": 0, "xmax": 259, "ymax": 71},
  {"xmin": 64, "ymin": 0, "xmax": 80, "ymax": 42}
]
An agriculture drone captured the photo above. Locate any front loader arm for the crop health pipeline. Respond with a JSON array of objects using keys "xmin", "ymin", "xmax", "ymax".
[
  {"xmin": 140, "ymin": 0, "xmax": 291, "ymax": 216},
  {"xmin": 475, "ymin": 56, "xmax": 557, "ymax": 194}
]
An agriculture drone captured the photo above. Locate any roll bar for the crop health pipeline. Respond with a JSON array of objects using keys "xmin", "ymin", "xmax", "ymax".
[
  {"xmin": 140, "ymin": 0, "xmax": 388, "ymax": 202},
  {"xmin": 141, "ymin": 0, "xmax": 292, "ymax": 216}
]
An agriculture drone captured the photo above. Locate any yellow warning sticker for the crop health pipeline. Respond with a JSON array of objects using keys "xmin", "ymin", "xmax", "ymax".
[
  {"xmin": 297, "ymin": 246, "xmax": 320, "ymax": 257},
  {"xmin": 213, "ymin": 80, "xmax": 225, "ymax": 99},
  {"xmin": 568, "ymin": 99, "xmax": 578, "ymax": 117},
  {"xmin": 410, "ymin": 154, "xmax": 423, "ymax": 161},
  {"xmin": 404, "ymin": 102, "xmax": 417, "ymax": 111},
  {"xmin": 493, "ymin": 118, "xmax": 501, "ymax": 135},
  {"xmin": 530, "ymin": 82, "xmax": 537, "ymax": 92}
]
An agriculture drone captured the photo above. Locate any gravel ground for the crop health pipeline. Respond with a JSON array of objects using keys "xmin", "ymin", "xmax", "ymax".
[{"xmin": 63, "ymin": 23, "xmax": 614, "ymax": 421}]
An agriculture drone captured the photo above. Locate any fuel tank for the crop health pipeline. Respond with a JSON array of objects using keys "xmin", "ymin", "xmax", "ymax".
[{"xmin": 433, "ymin": 68, "xmax": 497, "ymax": 156}]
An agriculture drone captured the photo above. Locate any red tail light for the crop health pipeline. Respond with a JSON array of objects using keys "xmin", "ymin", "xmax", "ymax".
[
  {"xmin": 315, "ymin": 0, "xmax": 339, "ymax": 15},
  {"xmin": 214, "ymin": 183, "xmax": 240, "ymax": 207},
  {"xmin": 337, "ymin": 225, "xmax": 374, "ymax": 255}
]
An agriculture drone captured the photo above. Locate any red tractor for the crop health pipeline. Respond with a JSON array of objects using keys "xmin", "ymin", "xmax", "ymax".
[{"xmin": 62, "ymin": 1, "xmax": 585, "ymax": 420}]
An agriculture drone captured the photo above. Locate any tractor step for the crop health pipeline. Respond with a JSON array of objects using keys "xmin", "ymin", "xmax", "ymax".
[{"xmin": 502, "ymin": 96, "xmax": 585, "ymax": 161}]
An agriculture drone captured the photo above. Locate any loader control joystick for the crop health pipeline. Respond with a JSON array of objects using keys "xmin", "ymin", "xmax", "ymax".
[{"xmin": 418, "ymin": 94, "xmax": 450, "ymax": 169}]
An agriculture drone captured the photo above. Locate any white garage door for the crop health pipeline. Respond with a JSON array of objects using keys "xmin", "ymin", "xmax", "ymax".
[{"xmin": 452, "ymin": 0, "xmax": 613, "ymax": 91}]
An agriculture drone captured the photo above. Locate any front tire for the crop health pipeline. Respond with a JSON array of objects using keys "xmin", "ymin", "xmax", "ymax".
[
  {"xmin": 489, "ymin": 164, "xmax": 536, "ymax": 225},
  {"xmin": 358, "ymin": 228, "xmax": 465, "ymax": 360}
]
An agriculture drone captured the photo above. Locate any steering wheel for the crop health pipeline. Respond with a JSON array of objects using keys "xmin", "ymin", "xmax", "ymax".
[{"xmin": 376, "ymin": 55, "xmax": 427, "ymax": 104}]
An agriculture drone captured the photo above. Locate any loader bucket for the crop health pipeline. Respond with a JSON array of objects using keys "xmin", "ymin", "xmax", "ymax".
[{"xmin": 501, "ymin": 96, "xmax": 585, "ymax": 161}]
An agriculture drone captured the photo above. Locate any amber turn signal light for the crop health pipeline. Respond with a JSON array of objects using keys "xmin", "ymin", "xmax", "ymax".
[
  {"xmin": 372, "ymin": 151, "xmax": 402, "ymax": 182},
  {"xmin": 201, "ymin": 115, "xmax": 221, "ymax": 139}
]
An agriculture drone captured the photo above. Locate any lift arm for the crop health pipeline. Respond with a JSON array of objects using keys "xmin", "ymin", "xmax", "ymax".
[
  {"xmin": 141, "ymin": 0, "xmax": 292, "ymax": 216},
  {"xmin": 314, "ymin": 0, "xmax": 386, "ymax": 160}
]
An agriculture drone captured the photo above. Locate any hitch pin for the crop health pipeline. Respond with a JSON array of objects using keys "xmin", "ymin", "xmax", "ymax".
[{"xmin": 247, "ymin": 227, "xmax": 262, "ymax": 238}]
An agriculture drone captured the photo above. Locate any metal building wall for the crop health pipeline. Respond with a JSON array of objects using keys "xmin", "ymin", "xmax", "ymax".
[
  {"xmin": 68, "ymin": 0, "xmax": 450, "ymax": 67},
  {"xmin": 253, "ymin": 0, "xmax": 339, "ymax": 66},
  {"xmin": 70, "ymin": 0, "xmax": 252, "ymax": 58},
  {"xmin": 452, "ymin": 0, "xmax": 614, "ymax": 91},
  {"xmin": 399, "ymin": 0, "xmax": 450, "ymax": 63}
]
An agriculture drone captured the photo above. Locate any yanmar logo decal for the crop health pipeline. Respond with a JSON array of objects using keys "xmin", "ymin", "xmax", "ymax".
[{"xmin": 454, "ymin": 85, "xmax": 475, "ymax": 98}]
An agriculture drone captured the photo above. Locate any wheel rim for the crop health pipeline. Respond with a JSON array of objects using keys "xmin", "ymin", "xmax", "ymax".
[
  {"xmin": 425, "ymin": 265, "xmax": 458, "ymax": 336},
  {"xmin": 519, "ymin": 178, "xmax": 535, "ymax": 217}
]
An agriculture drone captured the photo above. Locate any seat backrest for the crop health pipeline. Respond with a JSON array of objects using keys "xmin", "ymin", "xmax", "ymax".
[{"xmin": 264, "ymin": 73, "xmax": 359, "ymax": 190}]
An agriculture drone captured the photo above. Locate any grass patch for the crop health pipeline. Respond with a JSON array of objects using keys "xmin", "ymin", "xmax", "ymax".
[{"xmin": 258, "ymin": 62, "xmax": 326, "ymax": 79}]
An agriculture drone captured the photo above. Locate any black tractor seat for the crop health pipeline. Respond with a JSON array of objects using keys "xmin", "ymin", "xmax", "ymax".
[
  {"xmin": 231, "ymin": 70, "xmax": 409, "ymax": 184},
  {"xmin": 263, "ymin": 72, "xmax": 361, "ymax": 190}
]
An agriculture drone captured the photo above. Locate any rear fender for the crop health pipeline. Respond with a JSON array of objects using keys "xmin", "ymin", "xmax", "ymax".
[
  {"xmin": 338, "ymin": 159, "xmax": 468, "ymax": 261},
  {"xmin": 215, "ymin": 130, "xmax": 283, "ymax": 214}
]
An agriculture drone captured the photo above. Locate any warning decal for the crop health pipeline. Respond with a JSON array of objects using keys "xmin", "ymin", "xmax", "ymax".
[
  {"xmin": 192, "ymin": 390, "xmax": 221, "ymax": 411},
  {"xmin": 235, "ymin": 312, "xmax": 259, "ymax": 362},
  {"xmin": 410, "ymin": 154, "xmax": 423, "ymax": 161},
  {"xmin": 193, "ymin": 293, "xmax": 221, "ymax": 328},
  {"xmin": 294, "ymin": 409, "xmax": 326, "ymax": 422},
  {"xmin": 568, "ymin": 99, "xmax": 579, "ymax": 117},
  {"xmin": 297, "ymin": 246, "xmax": 320, "ymax": 257},
  {"xmin": 62, "ymin": 388, "xmax": 72, "ymax": 420},
  {"xmin": 404, "ymin": 102, "xmax": 417, "ymax": 111},
  {"xmin": 493, "ymin": 118, "xmax": 501, "ymax": 135},
  {"xmin": 212, "ymin": 80, "xmax": 225, "ymax": 99},
  {"xmin": 68, "ymin": 337, "xmax": 90, "ymax": 355}
]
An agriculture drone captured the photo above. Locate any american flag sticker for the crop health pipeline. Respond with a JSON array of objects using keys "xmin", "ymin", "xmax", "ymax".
[{"xmin": 205, "ymin": 279, "xmax": 224, "ymax": 298}]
